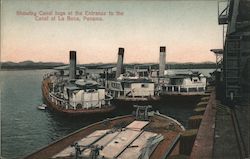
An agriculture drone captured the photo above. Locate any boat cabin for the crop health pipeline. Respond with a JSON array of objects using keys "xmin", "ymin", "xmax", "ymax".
[
  {"xmin": 62, "ymin": 79, "xmax": 108, "ymax": 109},
  {"xmin": 108, "ymin": 77, "xmax": 155, "ymax": 100},
  {"xmin": 161, "ymin": 71, "xmax": 207, "ymax": 95},
  {"xmin": 53, "ymin": 65, "xmax": 86, "ymax": 79}
]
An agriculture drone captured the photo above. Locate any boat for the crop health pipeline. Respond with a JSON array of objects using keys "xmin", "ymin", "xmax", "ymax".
[
  {"xmin": 108, "ymin": 76, "xmax": 160, "ymax": 104},
  {"xmin": 160, "ymin": 70, "xmax": 207, "ymax": 96},
  {"xmin": 144, "ymin": 46, "xmax": 207, "ymax": 97},
  {"xmin": 105, "ymin": 48, "xmax": 160, "ymax": 105},
  {"xmin": 24, "ymin": 105, "xmax": 185, "ymax": 159},
  {"xmin": 37, "ymin": 104, "xmax": 47, "ymax": 110},
  {"xmin": 41, "ymin": 51, "xmax": 115, "ymax": 116},
  {"xmin": 104, "ymin": 46, "xmax": 207, "ymax": 105}
]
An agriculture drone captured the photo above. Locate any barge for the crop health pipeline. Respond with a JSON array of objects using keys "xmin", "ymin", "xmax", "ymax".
[{"xmin": 25, "ymin": 106, "xmax": 185, "ymax": 159}]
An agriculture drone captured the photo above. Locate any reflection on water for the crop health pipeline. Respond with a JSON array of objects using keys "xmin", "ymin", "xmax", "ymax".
[{"xmin": 0, "ymin": 69, "xmax": 213, "ymax": 158}]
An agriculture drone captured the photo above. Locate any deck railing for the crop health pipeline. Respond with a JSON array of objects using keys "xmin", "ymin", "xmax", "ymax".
[
  {"xmin": 49, "ymin": 92, "xmax": 112, "ymax": 110},
  {"xmin": 49, "ymin": 92, "xmax": 69, "ymax": 108},
  {"xmin": 43, "ymin": 72, "xmax": 57, "ymax": 79},
  {"xmin": 123, "ymin": 90, "xmax": 154, "ymax": 98},
  {"xmin": 161, "ymin": 85, "xmax": 206, "ymax": 95}
]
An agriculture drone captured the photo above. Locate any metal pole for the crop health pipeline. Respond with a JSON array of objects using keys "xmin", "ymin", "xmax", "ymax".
[
  {"xmin": 223, "ymin": 25, "xmax": 225, "ymax": 47},
  {"xmin": 0, "ymin": 88, "xmax": 2, "ymax": 158}
]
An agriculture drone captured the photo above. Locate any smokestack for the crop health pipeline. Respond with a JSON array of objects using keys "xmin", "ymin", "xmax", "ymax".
[
  {"xmin": 159, "ymin": 46, "xmax": 166, "ymax": 77},
  {"xmin": 69, "ymin": 50, "xmax": 76, "ymax": 80},
  {"xmin": 116, "ymin": 48, "xmax": 124, "ymax": 79}
]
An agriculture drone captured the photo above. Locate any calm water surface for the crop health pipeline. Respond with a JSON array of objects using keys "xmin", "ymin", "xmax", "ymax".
[{"xmin": 0, "ymin": 69, "xmax": 214, "ymax": 158}]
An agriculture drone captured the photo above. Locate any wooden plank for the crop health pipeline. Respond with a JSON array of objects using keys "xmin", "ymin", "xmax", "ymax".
[
  {"xmin": 126, "ymin": 121, "xmax": 149, "ymax": 130},
  {"xmin": 117, "ymin": 131, "xmax": 158, "ymax": 159},
  {"xmin": 100, "ymin": 129, "xmax": 142, "ymax": 158}
]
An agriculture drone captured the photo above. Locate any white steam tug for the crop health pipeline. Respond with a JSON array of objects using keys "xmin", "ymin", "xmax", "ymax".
[{"xmin": 41, "ymin": 51, "xmax": 114, "ymax": 115}]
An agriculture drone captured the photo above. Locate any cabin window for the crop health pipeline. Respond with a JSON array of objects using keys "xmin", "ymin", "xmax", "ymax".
[
  {"xmin": 114, "ymin": 91, "xmax": 119, "ymax": 98},
  {"xmin": 170, "ymin": 78, "xmax": 183, "ymax": 85},
  {"xmin": 86, "ymin": 89, "xmax": 95, "ymax": 93},
  {"xmin": 194, "ymin": 79, "xmax": 198, "ymax": 83},
  {"xmin": 180, "ymin": 88, "xmax": 188, "ymax": 92},
  {"xmin": 198, "ymin": 87, "xmax": 205, "ymax": 92},
  {"xmin": 162, "ymin": 86, "xmax": 167, "ymax": 91},
  {"xmin": 188, "ymin": 88, "xmax": 197, "ymax": 92},
  {"xmin": 124, "ymin": 83, "xmax": 131, "ymax": 88},
  {"xmin": 111, "ymin": 82, "xmax": 121, "ymax": 89},
  {"xmin": 167, "ymin": 86, "xmax": 173, "ymax": 92},
  {"xmin": 120, "ymin": 91, "xmax": 124, "ymax": 96},
  {"xmin": 76, "ymin": 104, "xmax": 82, "ymax": 109},
  {"xmin": 141, "ymin": 84, "xmax": 149, "ymax": 88}
]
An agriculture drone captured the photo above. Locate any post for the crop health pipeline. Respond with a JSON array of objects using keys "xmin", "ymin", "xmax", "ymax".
[{"xmin": 105, "ymin": 68, "xmax": 108, "ymax": 89}]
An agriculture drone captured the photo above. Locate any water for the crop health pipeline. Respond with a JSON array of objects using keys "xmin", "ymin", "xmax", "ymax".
[{"xmin": 0, "ymin": 69, "xmax": 214, "ymax": 158}]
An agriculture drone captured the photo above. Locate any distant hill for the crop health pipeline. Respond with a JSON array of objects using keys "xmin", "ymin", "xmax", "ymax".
[
  {"xmin": 124, "ymin": 62, "xmax": 216, "ymax": 69},
  {"xmin": 0, "ymin": 61, "xmax": 65, "ymax": 70},
  {"xmin": 0, "ymin": 61, "xmax": 216, "ymax": 70},
  {"xmin": 166, "ymin": 62, "xmax": 217, "ymax": 69}
]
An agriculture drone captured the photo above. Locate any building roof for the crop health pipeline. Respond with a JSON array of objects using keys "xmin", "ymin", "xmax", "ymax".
[
  {"xmin": 167, "ymin": 70, "xmax": 205, "ymax": 79},
  {"xmin": 64, "ymin": 85, "xmax": 81, "ymax": 91},
  {"xmin": 75, "ymin": 79, "xmax": 98, "ymax": 86},
  {"xmin": 118, "ymin": 78, "xmax": 154, "ymax": 84}
]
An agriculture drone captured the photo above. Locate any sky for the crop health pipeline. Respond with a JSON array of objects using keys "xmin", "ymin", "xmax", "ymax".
[{"xmin": 1, "ymin": 0, "xmax": 223, "ymax": 64}]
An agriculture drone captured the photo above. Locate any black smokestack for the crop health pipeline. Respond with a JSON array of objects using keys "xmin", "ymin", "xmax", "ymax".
[
  {"xmin": 69, "ymin": 51, "xmax": 76, "ymax": 80},
  {"xmin": 159, "ymin": 46, "xmax": 166, "ymax": 77},
  {"xmin": 116, "ymin": 48, "xmax": 124, "ymax": 78}
]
